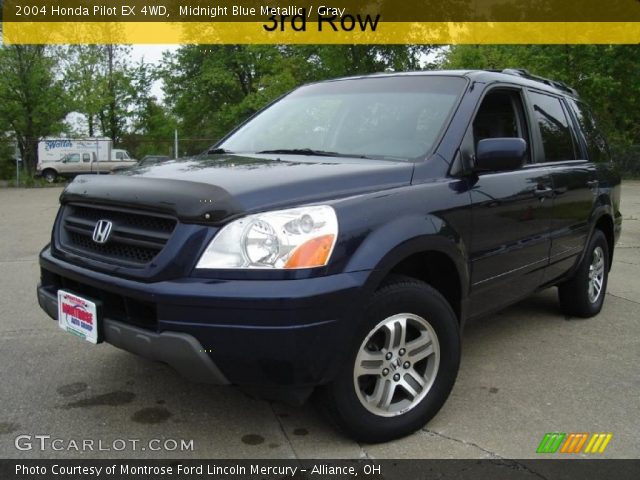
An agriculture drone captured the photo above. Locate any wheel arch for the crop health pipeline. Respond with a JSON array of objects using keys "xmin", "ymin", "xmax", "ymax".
[
  {"xmin": 362, "ymin": 238, "xmax": 469, "ymax": 325},
  {"xmin": 41, "ymin": 167, "xmax": 58, "ymax": 179}
]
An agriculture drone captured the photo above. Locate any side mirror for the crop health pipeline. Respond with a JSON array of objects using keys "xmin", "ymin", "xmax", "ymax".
[
  {"xmin": 475, "ymin": 138, "xmax": 527, "ymax": 172},
  {"xmin": 61, "ymin": 158, "xmax": 67, "ymax": 164}
]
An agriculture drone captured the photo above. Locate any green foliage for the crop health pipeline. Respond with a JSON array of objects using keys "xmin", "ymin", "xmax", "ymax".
[
  {"xmin": 62, "ymin": 46, "xmax": 107, "ymax": 137},
  {"xmin": 0, "ymin": 138, "xmax": 17, "ymax": 180},
  {"xmin": 0, "ymin": 46, "xmax": 68, "ymax": 173},
  {"xmin": 63, "ymin": 45, "xmax": 137, "ymax": 144},
  {"xmin": 289, "ymin": 45, "xmax": 431, "ymax": 81},
  {"xmin": 122, "ymin": 97, "xmax": 178, "ymax": 158},
  {"xmin": 161, "ymin": 46, "xmax": 295, "ymax": 152},
  {"xmin": 610, "ymin": 144, "xmax": 640, "ymax": 179}
]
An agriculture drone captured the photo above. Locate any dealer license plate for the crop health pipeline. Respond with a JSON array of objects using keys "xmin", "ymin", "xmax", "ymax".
[{"xmin": 57, "ymin": 290, "xmax": 100, "ymax": 344}]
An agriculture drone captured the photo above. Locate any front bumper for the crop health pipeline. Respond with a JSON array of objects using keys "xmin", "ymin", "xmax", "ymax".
[
  {"xmin": 38, "ymin": 287, "xmax": 229, "ymax": 384},
  {"xmin": 38, "ymin": 246, "xmax": 370, "ymax": 387}
]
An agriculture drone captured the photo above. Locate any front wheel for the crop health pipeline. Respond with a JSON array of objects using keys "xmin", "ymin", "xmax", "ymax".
[
  {"xmin": 42, "ymin": 169, "xmax": 57, "ymax": 183},
  {"xmin": 558, "ymin": 229, "xmax": 609, "ymax": 318},
  {"xmin": 323, "ymin": 277, "xmax": 460, "ymax": 443}
]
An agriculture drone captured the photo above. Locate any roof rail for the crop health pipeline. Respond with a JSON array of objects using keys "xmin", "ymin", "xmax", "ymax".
[{"xmin": 500, "ymin": 68, "xmax": 578, "ymax": 96}]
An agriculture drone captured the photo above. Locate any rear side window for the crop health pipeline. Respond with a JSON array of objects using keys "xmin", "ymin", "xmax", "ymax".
[
  {"xmin": 567, "ymin": 99, "xmax": 610, "ymax": 163},
  {"xmin": 528, "ymin": 91, "xmax": 577, "ymax": 162},
  {"xmin": 82, "ymin": 153, "xmax": 91, "ymax": 163}
]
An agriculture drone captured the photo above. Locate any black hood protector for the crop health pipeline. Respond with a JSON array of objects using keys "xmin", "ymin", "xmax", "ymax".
[
  {"xmin": 60, "ymin": 154, "xmax": 414, "ymax": 224},
  {"xmin": 61, "ymin": 175, "xmax": 245, "ymax": 224}
]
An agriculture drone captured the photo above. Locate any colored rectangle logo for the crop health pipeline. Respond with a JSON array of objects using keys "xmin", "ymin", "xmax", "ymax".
[{"xmin": 537, "ymin": 433, "xmax": 612, "ymax": 454}]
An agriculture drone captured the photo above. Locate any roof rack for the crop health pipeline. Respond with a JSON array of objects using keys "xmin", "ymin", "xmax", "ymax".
[{"xmin": 500, "ymin": 68, "xmax": 578, "ymax": 96}]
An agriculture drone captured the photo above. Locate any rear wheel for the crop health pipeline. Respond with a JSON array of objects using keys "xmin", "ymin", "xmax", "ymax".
[
  {"xmin": 558, "ymin": 229, "xmax": 609, "ymax": 318},
  {"xmin": 42, "ymin": 169, "xmax": 57, "ymax": 183},
  {"xmin": 323, "ymin": 276, "xmax": 460, "ymax": 443}
]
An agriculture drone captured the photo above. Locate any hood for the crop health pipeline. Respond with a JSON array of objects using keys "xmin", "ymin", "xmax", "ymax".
[{"xmin": 61, "ymin": 154, "xmax": 414, "ymax": 224}]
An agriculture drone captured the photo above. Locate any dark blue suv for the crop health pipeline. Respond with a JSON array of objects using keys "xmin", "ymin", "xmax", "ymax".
[{"xmin": 37, "ymin": 70, "xmax": 621, "ymax": 442}]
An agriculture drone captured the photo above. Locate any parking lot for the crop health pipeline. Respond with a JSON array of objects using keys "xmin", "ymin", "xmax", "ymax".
[{"xmin": 0, "ymin": 183, "xmax": 638, "ymax": 460}]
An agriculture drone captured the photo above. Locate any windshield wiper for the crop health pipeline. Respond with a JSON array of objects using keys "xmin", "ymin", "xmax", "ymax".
[{"xmin": 257, "ymin": 148, "xmax": 361, "ymax": 158}]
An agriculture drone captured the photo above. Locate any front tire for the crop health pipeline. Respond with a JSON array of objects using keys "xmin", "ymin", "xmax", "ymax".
[
  {"xmin": 323, "ymin": 276, "xmax": 460, "ymax": 443},
  {"xmin": 558, "ymin": 229, "xmax": 609, "ymax": 318},
  {"xmin": 42, "ymin": 169, "xmax": 57, "ymax": 183}
]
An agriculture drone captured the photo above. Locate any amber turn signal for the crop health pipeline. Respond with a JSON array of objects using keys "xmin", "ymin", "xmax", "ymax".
[{"xmin": 284, "ymin": 234, "xmax": 336, "ymax": 269}]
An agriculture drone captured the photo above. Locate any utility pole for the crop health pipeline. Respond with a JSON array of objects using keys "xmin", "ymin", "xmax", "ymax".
[
  {"xmin": 95, "ymin": 138, "xmax": 100, "ymax": 175},
  {"xmin": 174, "ymin": 129, "xmax": 179, "ymax": 159},
  {"xmin": 15, "ymin": 142, "xmax": 20, "ymax": 187}
]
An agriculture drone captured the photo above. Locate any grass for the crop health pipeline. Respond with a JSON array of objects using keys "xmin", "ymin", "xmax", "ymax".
[{"xmin": 4, "ymin": 176, "xmax": 66, "ymax": 188}]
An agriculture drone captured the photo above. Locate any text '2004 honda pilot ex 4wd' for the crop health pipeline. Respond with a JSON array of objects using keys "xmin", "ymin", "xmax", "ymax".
[{"xmin": 37, "ymin": 70, "xmax": 622, "ymax": 442}]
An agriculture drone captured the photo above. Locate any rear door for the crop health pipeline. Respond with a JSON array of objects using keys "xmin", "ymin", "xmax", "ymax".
[
  {"xmin": 525, "ymin": 90, "xmax": 596, "ymax": 283},
  {"xmin": 466, "ymin": 87, "xmax": 553, "ymax": 317}
]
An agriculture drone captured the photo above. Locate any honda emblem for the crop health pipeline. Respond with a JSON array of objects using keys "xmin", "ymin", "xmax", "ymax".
[{"xmin": 92, "ymin": 219, "xmax": 113, "ymax": 244}]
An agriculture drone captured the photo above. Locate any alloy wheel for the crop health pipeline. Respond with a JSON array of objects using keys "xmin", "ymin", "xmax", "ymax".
[
  {"xmin": 588, "ymin": 245, "xmax": 605, "ymax": 303},
  {"xmin": 353, "ymin": 313, "xmax": 440, "ymax": 417}
]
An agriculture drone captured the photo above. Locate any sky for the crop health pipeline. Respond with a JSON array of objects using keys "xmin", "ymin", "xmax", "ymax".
[
  {"xmin": 130, "ymin": 45, "xmax": 179, "ymax": 99},
  {"xmin": 131, "ymin": 44, "xmax": 178, "ymax": 66}
]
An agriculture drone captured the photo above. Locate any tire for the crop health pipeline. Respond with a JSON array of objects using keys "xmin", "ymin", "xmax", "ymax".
[
  {"xmin": 43, "ymin": 169, "xmax": 57, "ymax": 183},
  {"xmin": 323, "ymin": 276, "xmax": 461, "ymax": 443},
  {"xmin": 558, "ymin": 229, "xmax": 609, "ymax": 318}
]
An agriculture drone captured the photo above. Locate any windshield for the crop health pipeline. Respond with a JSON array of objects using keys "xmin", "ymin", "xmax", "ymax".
[{"xmin": 218, "ymin": 76, "xmax": 466, "ymax": 161}]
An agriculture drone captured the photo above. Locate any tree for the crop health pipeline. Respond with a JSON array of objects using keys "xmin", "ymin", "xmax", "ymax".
[
  {"xmin": 63, "ymin": 45, "xmax": 134, "ymax": 143},
  {"xmin": 98, "ymin": 45, "xmax": 135, "ymax": 144},
  {"xmin": 0, "ymin": 45, "xmax": 68, "ymax": 173},
  {"xmin": 123, "ymin": 61, "xmax": 177, "ymax": 157},
  {"xmin": 63, "ymin": 46, "xmax": 107, "ymax": 137},
  {"xmin": 291, "ymin": 45, "xmax": 432, "ymax": 81}
]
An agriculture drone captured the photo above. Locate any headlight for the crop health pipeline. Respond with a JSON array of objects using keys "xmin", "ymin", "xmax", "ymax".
[{"xmin": 195, "ymin": 205, "xmax": 338, "ymax": 269}]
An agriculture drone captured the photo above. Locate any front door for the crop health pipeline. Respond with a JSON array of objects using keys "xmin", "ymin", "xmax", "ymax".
[
  {"xmin": 59, "ymin": 153, "xmax": 82, "ymax": 175},
  {"xmin": 465, "ymin": 88, "xmax": 553, "ymax": 317}
]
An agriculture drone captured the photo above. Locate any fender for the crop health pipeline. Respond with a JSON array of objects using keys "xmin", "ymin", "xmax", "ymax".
[
  {"xmin": 343, "ymin": 213, "xmax": 470, "ymax": 299},
  {"xmin": 566, "ymin": 199, "xmax": 615, "ymax": 279},
  {"xmin": 587, "ymin": 197, "xmax": 616, "ymax": 262}
]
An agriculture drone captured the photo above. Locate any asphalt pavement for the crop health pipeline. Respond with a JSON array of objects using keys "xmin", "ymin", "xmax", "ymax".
[{"xmin": 0, "ymin": 183, "xmax": 638, "ymax": 459}]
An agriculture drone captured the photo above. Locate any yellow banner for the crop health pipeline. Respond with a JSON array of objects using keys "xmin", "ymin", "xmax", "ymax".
[{"xmin": 4, "ymin": 21, "xmax": 640, "ymax": 44}]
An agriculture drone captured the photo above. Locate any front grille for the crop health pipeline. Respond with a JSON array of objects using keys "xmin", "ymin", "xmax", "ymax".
[{"xmin": 59, "ymin": 204, "xmax": 176, "ymax": 266}]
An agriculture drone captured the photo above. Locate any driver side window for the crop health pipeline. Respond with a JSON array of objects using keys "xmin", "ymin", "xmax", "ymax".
[{"xmin": 473, "ymin": 90, "xmax": 530, "ymax": 163}]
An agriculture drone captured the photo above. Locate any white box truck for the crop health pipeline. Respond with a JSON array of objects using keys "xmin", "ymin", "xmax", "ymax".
[{"xmin": 36, "ymin": 138, "xmax": 137, "ymax": 182}]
